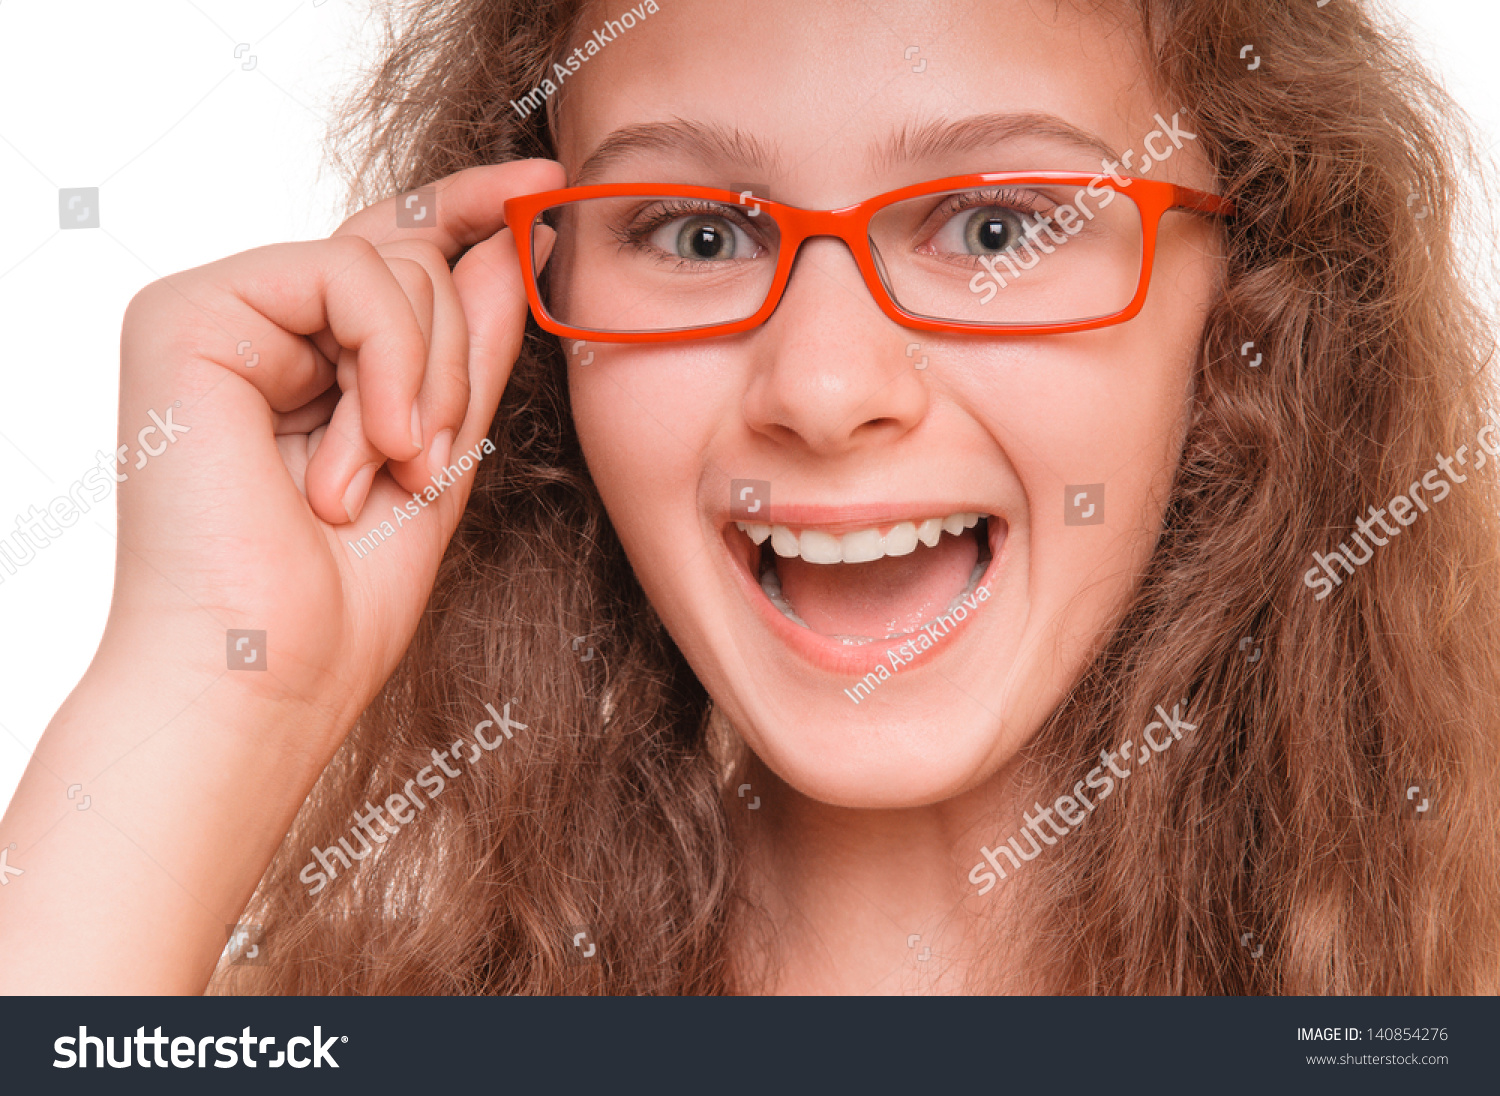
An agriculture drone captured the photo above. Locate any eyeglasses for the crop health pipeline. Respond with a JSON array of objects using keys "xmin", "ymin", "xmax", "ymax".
[{"xmin": 504, "ymin": 172, "xmax": 1234, "ymax": 343}]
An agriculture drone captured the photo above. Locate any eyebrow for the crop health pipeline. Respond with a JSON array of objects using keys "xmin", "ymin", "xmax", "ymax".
[
  {"xmin": 872, "ymin": 112, "xmax": 1122, "ymax": 175},
  {"xmin": 570, "ymin": 112, "xmax": 1122, "ymax": 187},
  {"xmin": 572, "ymin": 118, "xmax": 787, "ymax": 186}
]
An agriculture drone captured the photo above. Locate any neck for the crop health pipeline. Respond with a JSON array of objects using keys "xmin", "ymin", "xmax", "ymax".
[{"xmin": 728, "ymin": 751, "xmax": 1036, "ymax": 995}]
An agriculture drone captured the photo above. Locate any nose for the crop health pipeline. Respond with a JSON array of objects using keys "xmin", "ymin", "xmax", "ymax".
[{"xmin": 741, "ymin": 237, "xmax": 928, "ymax": 458}]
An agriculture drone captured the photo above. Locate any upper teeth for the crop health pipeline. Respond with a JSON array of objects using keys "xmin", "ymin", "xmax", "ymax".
[{"xmin": 735, "ymin": 512, "xmax": 982, "ymax": 564}]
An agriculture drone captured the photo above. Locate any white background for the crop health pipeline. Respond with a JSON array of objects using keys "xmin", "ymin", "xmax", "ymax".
[{"xmin": 2, "ymin": 0, "xmax": 1498, "ymax": 813}]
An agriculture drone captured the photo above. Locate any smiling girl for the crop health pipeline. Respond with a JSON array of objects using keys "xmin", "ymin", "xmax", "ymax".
[{"xmin": 3, "ymin": 0, "xmax": 1498, "ymax": 995}]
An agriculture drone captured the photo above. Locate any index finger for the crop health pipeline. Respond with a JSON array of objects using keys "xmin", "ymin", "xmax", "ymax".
[{"xmin": 332, "ymin": 159, "xmax": 567, "ymax": 258}]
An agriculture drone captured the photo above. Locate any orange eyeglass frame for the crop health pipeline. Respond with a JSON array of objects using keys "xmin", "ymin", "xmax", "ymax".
[{"xmin": 502, "ymin": 172, "xmax": 1235, "ymax": 343}]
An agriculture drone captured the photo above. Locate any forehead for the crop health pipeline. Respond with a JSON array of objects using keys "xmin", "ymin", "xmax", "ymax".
[{"xmin": 551, "ymin": 0, "xmax": 1188, "ymax": 200}]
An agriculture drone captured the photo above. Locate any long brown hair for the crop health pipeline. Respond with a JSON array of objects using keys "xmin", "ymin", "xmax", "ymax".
[{"xmin": 215, "ymin": 0, "xmax": 1500, "ymax": 994}]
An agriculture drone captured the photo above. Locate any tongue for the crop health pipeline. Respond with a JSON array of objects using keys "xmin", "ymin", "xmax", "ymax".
[{"xmin": 777, "ymin": 530, "xmax": 979, "ymax": 637}]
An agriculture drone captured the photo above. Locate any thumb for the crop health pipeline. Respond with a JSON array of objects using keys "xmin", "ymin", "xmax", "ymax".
[{"xmin": 449, "ymin": 225, "xmax": 551, "ymax": 452}]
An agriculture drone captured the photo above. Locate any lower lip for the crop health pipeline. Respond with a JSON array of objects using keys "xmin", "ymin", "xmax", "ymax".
[{"xmin": 724, "ymin": 520, "xmax": 1008, "ymax": 678}]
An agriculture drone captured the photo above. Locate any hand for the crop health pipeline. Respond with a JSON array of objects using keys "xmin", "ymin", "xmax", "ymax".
[{"xmin": 109, "ymin": 158, "xmax": 564, "ymax": 754}]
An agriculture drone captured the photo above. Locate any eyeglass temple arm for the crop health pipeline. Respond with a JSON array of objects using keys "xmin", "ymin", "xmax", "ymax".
[{"xmin": 1170, "ymin": 184, "xmax": 1236, "ymax": 217}]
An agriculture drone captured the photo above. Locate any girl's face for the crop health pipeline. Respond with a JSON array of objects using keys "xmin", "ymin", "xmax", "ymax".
[{"xmin": 554, "ymin": 0, "xmax": 1222, "ymax": 808}]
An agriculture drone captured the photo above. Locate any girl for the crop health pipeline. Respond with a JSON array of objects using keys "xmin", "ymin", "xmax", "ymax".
[{"xmin": 3, "ymin": 0, "xmax": 1497, "ymax": 994}]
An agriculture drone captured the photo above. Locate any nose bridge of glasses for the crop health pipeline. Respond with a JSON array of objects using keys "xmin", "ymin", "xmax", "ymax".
[
  {"xmin": 774, "ymin": 202, "xmax": 870, "ymax": 249},
  {"xmin": 769, "ymin": 203, "xmax": 884, "ymax": 307}
]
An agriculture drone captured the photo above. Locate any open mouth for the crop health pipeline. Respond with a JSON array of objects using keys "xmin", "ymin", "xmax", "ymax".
[{"xmin": 732, "ymin": 512, "xmax": 1000, "ymax": 646}]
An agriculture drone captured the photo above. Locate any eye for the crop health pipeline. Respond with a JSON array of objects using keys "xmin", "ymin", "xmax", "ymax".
[
  {"xmin": 929, "ymin": 204, "xmax": 1039, "ymax": 257},
  {"xmin": 647, "ymin": 212, "xmax": 757, "ymax": 261},
  {"xmin": 903, "ymin": 187, "xmax": 1059, "ymax": 262}
]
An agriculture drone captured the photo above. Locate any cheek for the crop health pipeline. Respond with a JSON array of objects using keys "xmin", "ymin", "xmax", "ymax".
[
  {"xmin": 966, "ymin": 296, "xmax": 1201, "ymax": 645},
  {"xmin": 1012, "ymin": 227, "xmax": 1210, "ymax": 512},
  {"xmin": 567, "ymin": 351, "xmax": 737, "ymax": 570},
  {"xmin": 1031, "ymin": 371, "xmax": 1184, "ymax": 637}
]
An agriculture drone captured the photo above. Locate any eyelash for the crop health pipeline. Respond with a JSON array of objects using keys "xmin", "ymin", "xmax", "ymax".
[
  {"xmin": 612, "ymin": 199, "xmax": 766, "ymax": 264},
  {"xmin": 928, "ymin": 187, "xmax": 1054, "ymax": 223},
  {"xmin": 605, "ymin": 187, "xmax": 1058, "ymax": 266}
]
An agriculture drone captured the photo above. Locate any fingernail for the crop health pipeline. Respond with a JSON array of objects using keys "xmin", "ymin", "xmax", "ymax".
[
  {"xmin": 410, "ymin": 404, "xmax": 424, "ymax": 450},
  {"xmin": 428, "ymin": 430, "xmax": 453, "ymax": 479},
  {"xmin": 343, "ymin": 463, "xmax": 379, "ymax": 524},
  {"xmin": 533, "ymin": 224, "xmax": 557, "ymax": 270}
]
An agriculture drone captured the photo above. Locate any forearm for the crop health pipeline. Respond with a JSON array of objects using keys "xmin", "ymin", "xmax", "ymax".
[{"xmin": 0, "ymin": 656, "xmax": 336, "ymax": 993}]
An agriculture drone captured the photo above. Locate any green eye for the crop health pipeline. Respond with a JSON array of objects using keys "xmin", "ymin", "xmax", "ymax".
[
  {"xmin": 962, "ymin": 208, "xmax": 1030, "ymax": 254},
  {"xmin": 674, "ymin": 217, "xmax": 738, "ymax": 260}
]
